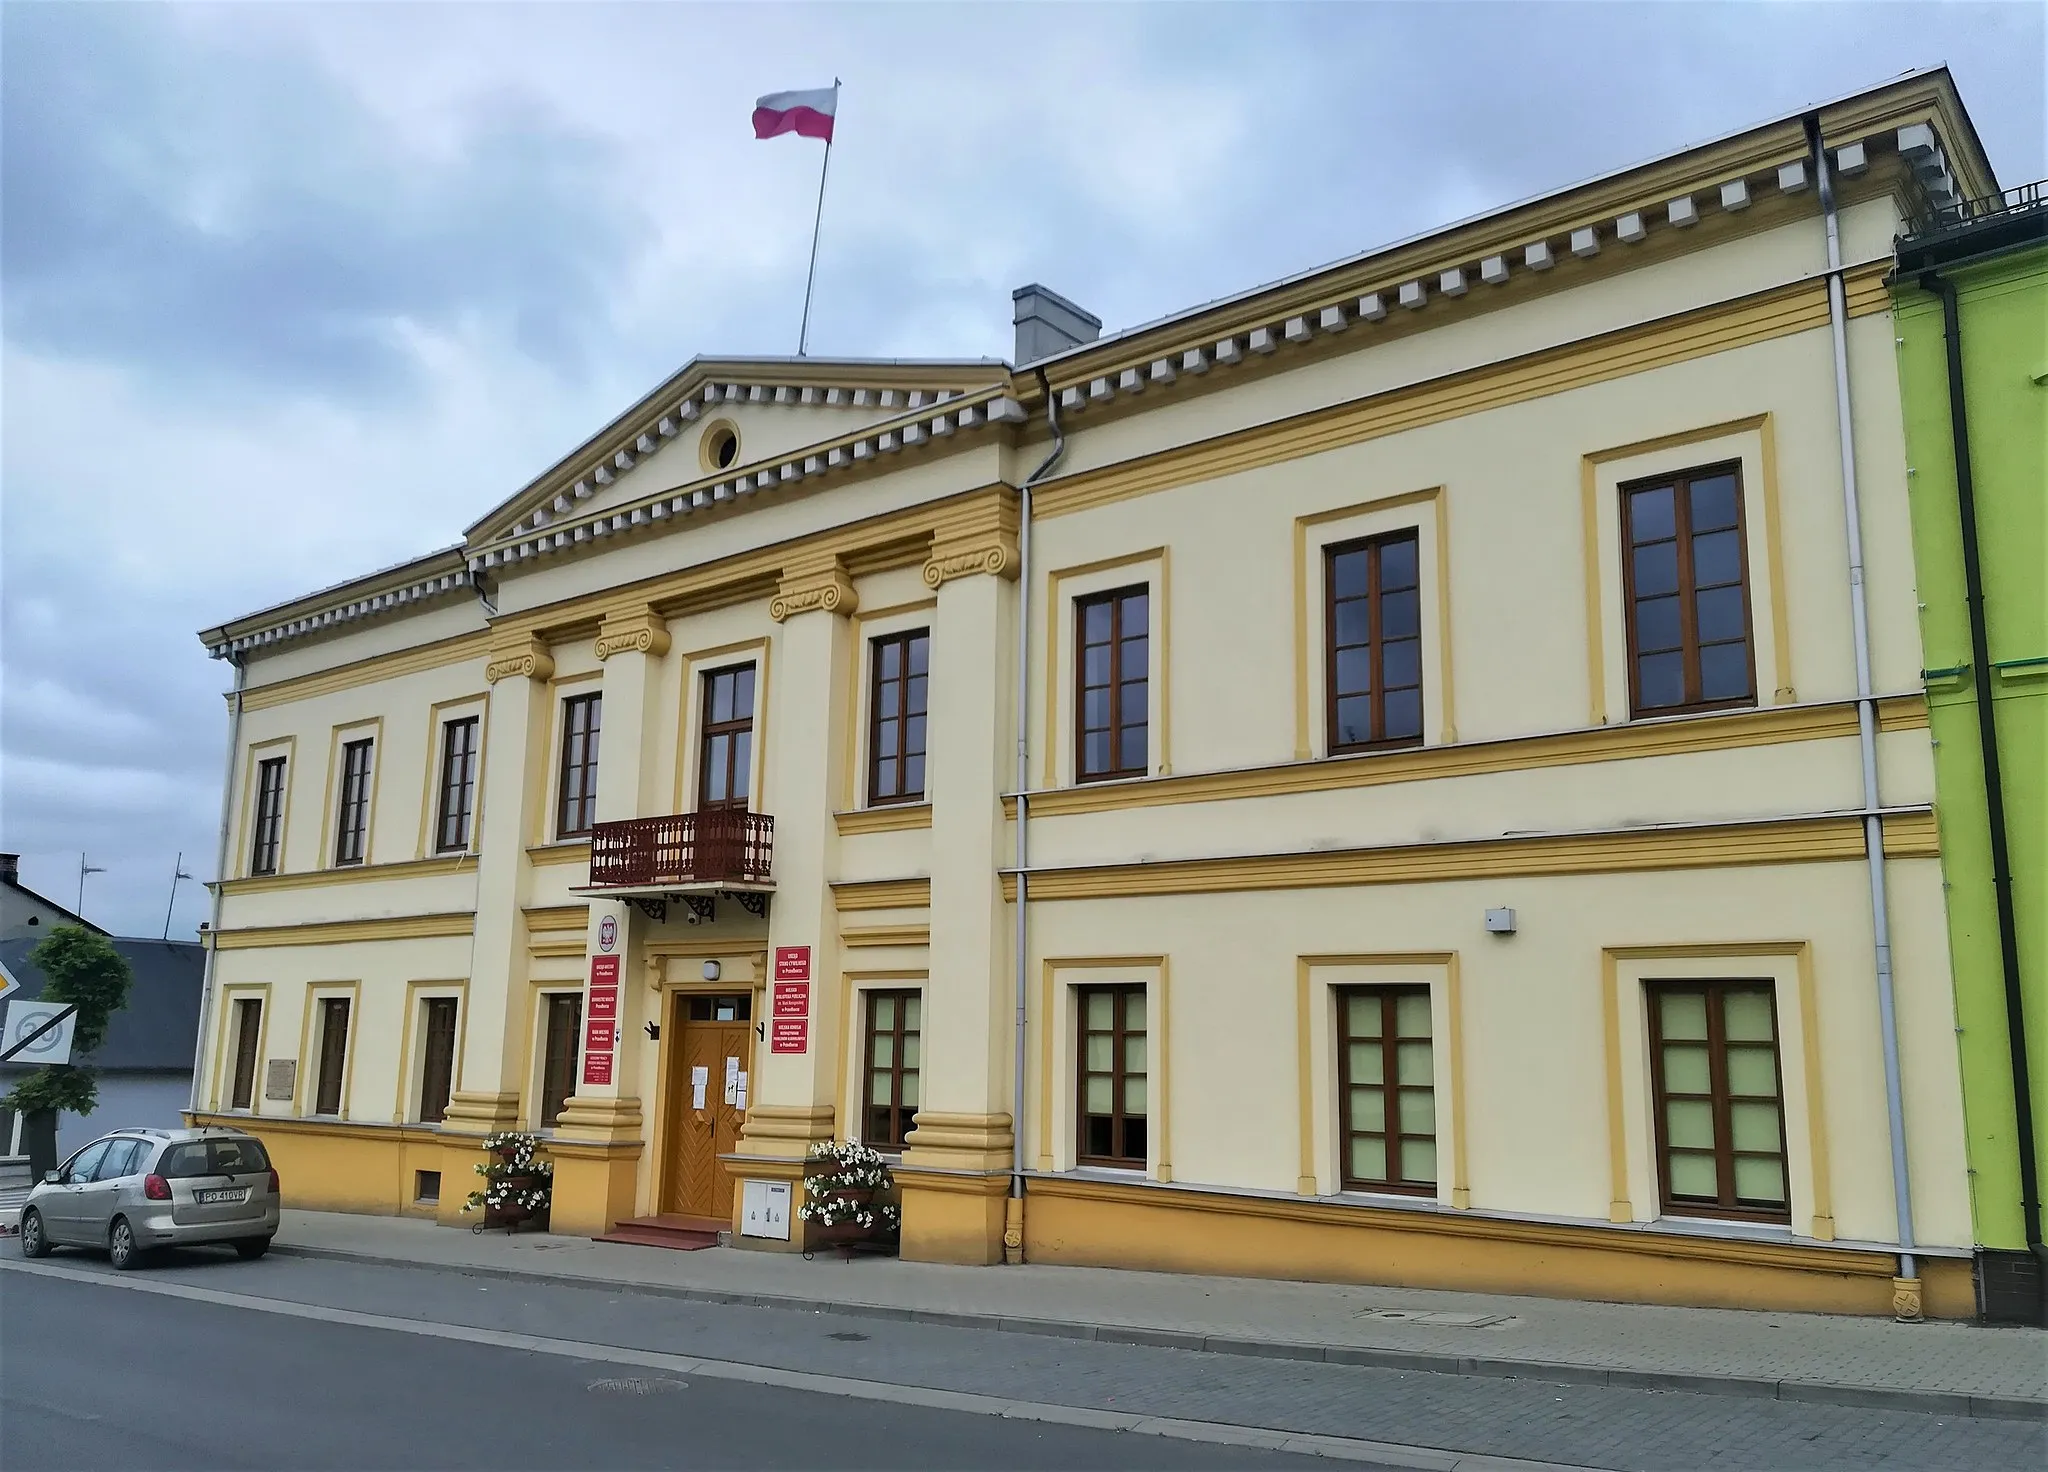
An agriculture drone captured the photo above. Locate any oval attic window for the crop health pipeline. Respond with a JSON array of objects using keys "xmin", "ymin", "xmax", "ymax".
[{"xmin": 708, "ymin": 426, "xmax": 739, "ymax": 470}]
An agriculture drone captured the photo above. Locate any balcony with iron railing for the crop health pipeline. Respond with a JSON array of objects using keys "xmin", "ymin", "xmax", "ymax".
[
  {"xmin": 574, "ymin": 809, "xmax": 774, "ymax": 919},
  {"xmin": 1897, "ymin": 178, "xmax": 2048, "ymax": 273}
]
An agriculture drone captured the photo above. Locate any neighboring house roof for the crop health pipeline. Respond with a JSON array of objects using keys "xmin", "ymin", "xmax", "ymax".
[
  {"xmin": 0, "ymin": 937, "xmax": 204, "ymax": 1073},
  {"xmin": 0, "ymin": 853, "xmax": 108, "ymax": 936}
]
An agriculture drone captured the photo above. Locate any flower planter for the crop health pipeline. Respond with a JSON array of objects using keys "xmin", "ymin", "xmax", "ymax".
[
  {"xmin": 464, "ymin": 1131, "xmax": 555, "ymax": 1232},
  {"xmin": 797, "ymin": 1142, "xmax": 902, "ymax": 1259}
]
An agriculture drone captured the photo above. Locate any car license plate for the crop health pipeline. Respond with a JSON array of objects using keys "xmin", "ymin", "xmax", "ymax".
[{"xmin": 197, "ymin": 1188, "xmax": 247, "ymax": 1205}]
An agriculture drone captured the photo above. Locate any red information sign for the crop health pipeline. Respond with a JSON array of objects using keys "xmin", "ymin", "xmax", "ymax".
[
  {"xmin": 770, "ymin": 1017, "xmax": 809, "ymax": 1054},
  {"xmin": 587, "ymin": 986, "xmax": 618, "ymax": 1021},
  {"xmin": 585, "ymin": 1019, "xmax": 617, "ymax": 1053},
  {"xmin": 581, "ymin": 1049, "xmax": 614, "ymax": 1086},
  {"xmin": 772, "ymin": 981, "xmax": 810, "ymax": 1018},
  {"xmin": 590, "ymin": 955, "xmax": 620, "ymax": 986},
  {"xmin": 774, "ymin": 946, "xmax": 811, "ymax": 982}
]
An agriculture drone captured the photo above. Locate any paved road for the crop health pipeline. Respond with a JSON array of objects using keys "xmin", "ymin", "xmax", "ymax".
[{"xmin": 0, "ymin": 1270, "xmax": 1335, "ymax": 1471}]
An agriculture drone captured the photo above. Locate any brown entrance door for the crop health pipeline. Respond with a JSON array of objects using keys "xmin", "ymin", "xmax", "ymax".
[{"xmin": 662, "ymin": 993, "xmax": 754, "ymax": 1220}]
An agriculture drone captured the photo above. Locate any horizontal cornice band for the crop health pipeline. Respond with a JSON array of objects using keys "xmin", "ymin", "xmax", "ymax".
[
  {"xmin": 830, "ymin": 877, "xmax": 933, "ymax": 912},
  {"xmin": 214, "ymin": 853, "xmax": 479, "ymax": 896},
  {"xmin": 209, "ymin": 912, "xmax": 477, "ymax": 949}
]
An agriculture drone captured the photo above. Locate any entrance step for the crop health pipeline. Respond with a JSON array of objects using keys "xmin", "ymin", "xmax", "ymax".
[{"xmin": 594, "ymin": 1214, "xmax": 725, "ymax": 1252}]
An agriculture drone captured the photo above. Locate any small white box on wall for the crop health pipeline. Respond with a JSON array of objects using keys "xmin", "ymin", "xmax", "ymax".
[
  {"xmin": 1484, "ymin": 908, "xmax": 1518, "ymax": 935},
  {"xmin": 740, "ymin": 1179, "xmax": 792, "ymax": 1240}
]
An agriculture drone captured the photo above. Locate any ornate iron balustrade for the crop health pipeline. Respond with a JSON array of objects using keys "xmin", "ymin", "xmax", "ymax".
[{"xmin": 588, "ymin": 810, "xmax": 774, "ymax": 889}]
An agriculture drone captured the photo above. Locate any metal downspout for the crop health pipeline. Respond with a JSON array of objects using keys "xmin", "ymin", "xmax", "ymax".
[
  {"xmin": 1922, "ymin": 268, "xmax": 2046, "ymax": 1318},
  {"xmin": 1008, "ymin": 369, "xmax": 1066, "ymax": 1264},
  {"xmin": 187, "ymin": 653, "xmax": 246, "ymax": 1115},
  {"xmin": 1807, "ymin": 114, "xmax": 1919, "ymax": 1301}
]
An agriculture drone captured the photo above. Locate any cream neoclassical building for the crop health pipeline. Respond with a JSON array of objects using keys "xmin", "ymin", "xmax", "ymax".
[{"xmin": 191, "ymin": 70, "xmax": 1997, "ymax": 1317}]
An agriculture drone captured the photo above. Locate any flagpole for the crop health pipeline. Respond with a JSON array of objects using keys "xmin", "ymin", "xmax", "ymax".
[{"xmin": 796, "ymin": 79, "xmax": 840, "ymax": 358}]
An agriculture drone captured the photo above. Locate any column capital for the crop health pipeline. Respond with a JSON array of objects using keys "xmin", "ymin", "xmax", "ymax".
[
  {"xmin": 594, "ymin": 607, "xmax": 672, "ymax": 661},
  {"xmin": 484, "ymin": 634, "xmax": 554, "ymax": 684},
  {"xmin": 922, "ymin": 487, "xmax": 1020, "ymax": 587},
  {"xmin": 770, "ymin": 553, "xmax": 859, "ymax": 622}
]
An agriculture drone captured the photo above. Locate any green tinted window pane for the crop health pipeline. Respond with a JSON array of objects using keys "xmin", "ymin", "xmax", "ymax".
[
  {"xmin": 1400, "ymin": 1137, "xmax": 1437, "ymax": 1185},
  {"xmin": 1123, "ymin": 1035, "xmax": 1146, "ymax": 1073},
  {"xmin": 1734, "ymin": 1155, "xmax": 1786, "ymax": 1205},
  {"xmin": 869, "ymin": 1072, "xmax": 891, "ymax": 1106},
  {"xmin": 902, "ymin": 1035, "xmax": 920, "ymax": 1069},
  {"xmin": 1669, "ymin": 1152, "xmax": 1718, "ymax": 1199},
  {"xmin": 904, "ymin": 996, "xmax": 921, "ymax": 1029},
  {"xmin": 1346, "ymin": 994, "xmax": 1382, "ymax": 1038},
  {"xmin": 1661, "ymin": 1043, "xmax": 1711, "ymax": 1095},
  {"xmin": 1349, "ymin": 1136, "xmax": 1387, "ymax": 1183},
  {"xmin": 1398, "ymin": 1088, "xmax": 1435, "ymax": 1135},
  {"xmin": 1086, "ymin": 992, "xmax": 1112, "ymax": 1028},
  {"xmin": 1665, "ymin": 1098, "xmax": 1714, "ymax": 1150},
  {"xmin": 1730, "ymin": 1101, "xmax": 1781, "ymax": 1154},
  {"xmin": 1123, "ymin": 990, "xmax": 1146, "ymax": 1030},
  {"xmin": 1348, "ymin": 1042, "xmax": 1384, "ymax": 1085},
  {"xmin": 1348, "ymin": 1086, "xmax": 1385, "ymax": 1133},
  {"xmin": 1657, "ymin": 990, "xmax": 1708, "ymax": 1040},
  {"xmin": 874, "ymin": 1034, "xmax": 894, "ymax": 1067},
  {"xmin": 1123, "ymin": 1077, "xmax": 1146, "ymax": 1115},
  {"xmin": 1085, "ymin": 1076, "xmax": 1111, "ymax": 1113},
  {"xmin": 1086, "ymin": 1035, "xmax": 1112, "ymax": 1070},
  {"xmin": 901, "ymin": 1072, "xmax": 919, "ymax": 1108},
  {"xmin": 1723, "ymin": 989, "xmax": 1775, "ymax": 1043},
  {"xmin": 1726, "ymin": 1045, "xmax": 1777, "ymax": 1097},
  {"xmin": 1397, "ymin": 1041, "xmax": 1433, "ymax": 1086},
  {"xmin": 873, "ymin": 996, "xmax": 895, "ymax": 1029},
  {"xmin": 1395, "ymin": 992, "xmax": 1431, "ymax": 1038}
]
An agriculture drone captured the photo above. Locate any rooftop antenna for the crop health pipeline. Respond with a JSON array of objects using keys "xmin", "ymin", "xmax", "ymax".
[
  {"xmin": 77, "ymin": 853, "xmax": 106, "ymax": 917},
  {"xmin": 163, "ymin": 852, "xmax": 194, "ymax": 940}
]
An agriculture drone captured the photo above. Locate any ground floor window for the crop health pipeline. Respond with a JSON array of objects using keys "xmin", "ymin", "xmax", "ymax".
[
  {"xmin": 418, "ymin": 997, "xmax": 459, "ymax": 1124},
  {"xmin": 862, "ymin": 990, "xmax": 922, "ymax": 1149},
  {"xmin": 229, "ymin": 997, "xmax": 263, "ymax": 1110},
  {"xmin": 539, "ymin": 993, "xmax": 583, "ymax": 1127},
  {"xmin": 1646, "ymin": 980, "xmax": 1789, "ymax": 1222},
  {"xmin": 1338, "ymin": 986, "xmax": 1435, "ymax": 1193},
  {"xmin": 1077, "ymin": 985, "xmax": 1147, "ymax": 1166},
  {"xmin": 312, "ymin": 997, "xmax": 351, "ymax": 1116}
]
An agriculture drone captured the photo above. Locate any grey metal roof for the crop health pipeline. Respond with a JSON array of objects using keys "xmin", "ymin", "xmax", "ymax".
[{"xmin": 0, "ymin": 937, "xmax": 204, "ymax": 1074}]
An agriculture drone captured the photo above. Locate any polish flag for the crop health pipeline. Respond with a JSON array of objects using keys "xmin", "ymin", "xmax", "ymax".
[{"xmin": 753, "ymin": 87, "xmax": 837, "ymax": 143}]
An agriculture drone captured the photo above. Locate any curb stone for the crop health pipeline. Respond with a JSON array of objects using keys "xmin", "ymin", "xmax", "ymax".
[{"xmin": 270, "ymin": 1240, "xmax": 2048, "ymax": 1423}]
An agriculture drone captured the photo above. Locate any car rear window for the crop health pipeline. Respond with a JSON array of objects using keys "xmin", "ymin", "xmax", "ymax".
[{"xmin": 158, "ymin": 1138, "xmax": 272, "ymax": 1178}]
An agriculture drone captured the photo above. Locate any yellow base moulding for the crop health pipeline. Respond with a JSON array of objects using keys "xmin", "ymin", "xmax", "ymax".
[
  {"xmin": 896, "ymin": 1168, "xmax": 1012, "ymax": 1266},
  {"xmin": 547, "ymin": 1140, "xmax": 643, "ymax": 1237},
  {"xmin": 187, "ymin": 1112, "xmax": 496, "ymax": 1227},
  {"xmin": 1018, "ymin": 1176, "xmax": 1973, "ymax": 1319}
]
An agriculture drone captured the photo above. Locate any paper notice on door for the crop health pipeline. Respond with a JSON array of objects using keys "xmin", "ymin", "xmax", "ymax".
[
  {"xmin": 724, "ymin": 1056, "xmax": 740, "ymax": 1104},
  {"xmin": 734, "ymin": 1073, "xmax": 748, "ymax": 1111},
  {"xmin": 690, "ymin": 1065, "xmax": 708, "ymax": 1110}
]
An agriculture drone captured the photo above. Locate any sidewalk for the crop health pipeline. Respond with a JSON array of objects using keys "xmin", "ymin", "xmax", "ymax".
[{"xmin": 274, "ymin": 1209, "xmax": 2047, "ymax": 1420}]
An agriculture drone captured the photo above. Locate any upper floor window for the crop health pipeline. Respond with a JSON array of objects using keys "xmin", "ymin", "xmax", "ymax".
[
  {"xmin": 557, "ymin": 694, "xmax": 601, "ymax": 838},
  {"xmin": 698, "ymin": 665, "xmax": 755, "ymax": 811},
  {"xmin": 435, "ymin": 717, "xmax": 480, "ymax": 853},
  {"xmin": 1326, "ymin": 532, "xmax": 1423, "ymax": 752},
  {"xmin": 333, "ymin": 740, "xmax": 374, "ymax": 866},
  {"xmin": 1647, "ymin": 980, "xmax": 1789, "ymax": 1223},
  {"xmin": 1622, "ymin": 464, "xmax": 1754, "ymax": 716},
  {"xmin": 868, "ymin": 631, "xmax": 929, "ymax": 805},
  {"xmin": 1075, "ymin": 587, "xmax": 1148, "ymax": 782},
  {"xmin": 250, "ymin": 757, "xmax": 287, "ymax": 876}
]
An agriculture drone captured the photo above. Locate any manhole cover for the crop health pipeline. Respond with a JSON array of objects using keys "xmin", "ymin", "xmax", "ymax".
[
  {"xmin": 587, "ymin": 1377, "xmax": 689, "ymax": 1394},
  {"xmin": 827, "ymin": 1331, "xmax": 870, "ymax": 1342},
  {"xmin": 1357, "ymin": 1309, "xmax": 1514, "ymax": 1328}
]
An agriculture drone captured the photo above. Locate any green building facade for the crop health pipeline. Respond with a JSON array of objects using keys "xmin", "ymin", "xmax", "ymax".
[{"xmin": 1892, "ymin": 182, "xmax": 2048, "ymax": 1325}]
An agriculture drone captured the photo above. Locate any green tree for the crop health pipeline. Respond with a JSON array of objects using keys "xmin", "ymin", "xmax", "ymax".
[{"xmin": 2, "ymin": 926, "xmax": 133, "ymax": 1117}]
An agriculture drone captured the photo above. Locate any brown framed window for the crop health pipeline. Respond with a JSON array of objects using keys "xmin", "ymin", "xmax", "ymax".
[
  {"xmin": 862, "ymin": 990, "xmax": 922, "ymax": 1149},
  {"xmin": 539, "ymin": 993, "xmax": 583, "ymax": 1127},
  {"xmin": 1337, "ymin": 987, "xmax": 1436, "ymax": 1193},
  {"xmin": 313, "ymin": 997, "xmax": 351, "ymax": 1115},
  {"xmin": 697, "ymin": 665, "xmax": 755, "ymax": 811},
  {"xmin": 1076, "ymin": 985, "xmax": 1147, "ymax": 1166},
  {"xmin": 1326, "ymin": 532, "xmax": 1423, "ymax": 752},
  {"xmin": 1075, "ymin": 587, "xmax": 1148, "ymax": 782},
  {"xmin": 556, "ymin": 694, "xmax": 601, "ymax": 837},
  {"xmin": 228, "ymin": 998, "xmax": 263, "ymax": 1110},
  {"xmin": 333, "ymin": 740, "xmax": 373, "ymax": 866},
  {"xmin": 435, "ymin": 717, "xmax": 480, "ymax": 853},
  {"xmin": 1646, "ymin": 981, "xmax": 1790, "ymax": 1222},
  {"xmin": 867, "ymin": 632, "xmax": 929, "ymax": 805},
  {"xmin": 418, "ymin": 997, "xmax": 459, "ymax": 1124},
  {"xmin": 250, "ymin": 757, "xmax": 287, "ymax": 875},
  {"xmin": 1622, "ymin": 463, "xmax": 1755, "ymax": 716}
]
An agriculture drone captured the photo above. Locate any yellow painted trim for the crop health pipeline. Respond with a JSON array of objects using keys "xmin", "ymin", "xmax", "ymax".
[
  {"xmin": 673, "ymin": 636, "xmax": 773, "ymax": 816},
  {"xmin": 1293, "ymin": 959, "xmax": 1315, "ymax": 1194},
  {"xmin": 1041, "ymin": 546, "xmax": 1173, "ymax": 788},
  {"xmin": 1002, "ymin": 697, "xmax": 1927, "ymax": 821},
  {"xmin": 1756, "ymin": 414, "xmax": 1794, "ymax": 702},
  {"xmin": 840, "ymin": 596, "xmax": 938, "ymax": 812},
  {"xmin": 1000, "ymin": 811, "xmax": 1939, "ymax": 903},
  {"xmin": 697, "ymin": 417, "xmax": 742, "ymax": 474},
  {"xmin": 834, "ymin": 804, "xmax": 933, "ymax": 837},
  {"xmin": 529, "ymin": 940, "xmax": 587, "ymax": 960},
  {"xmin": 207, "ymin": 983, "xmax": 273, "ymax": 1115},
  {"xmin": 524, "ymin": 905, "xmax": 590, "ymax": 934},
  {"xmin": 188, "ymin": 1111, "xmax": 447, "ymax": 1146},
  {"xmin": 835, "ymin": 968, "xmax": 929, "ymax": 1147},
  {"xmin": 234, "ymin": 735, "xmax": 296, "ymax": 882},
  {"xmin": 1291, "ymin": 487, "xmax": 1454, "ymax": 758},
  {"xmin": 297, "ymin": 980, "xmax": 362, "ymax": 1119},
  {"xmin": 526, "ymin": 841, "xmax": 591, "ymax": 868},
  {"xmin": 212, "ymin": 912, "xmax": 477, "ymax": 950},
  {"xmin": 1035, "ymin": 956, "xmax": 1170, "ymax": 1178},
  {"xmin": 414, "ymin": 692, "xmax": 489, "ymax": 859},
  {"xmin": 238, "ymin": 630, "xmax": 491, "ymax": 714},
  {"xmin": 394, "ymin": 979, "xmax": 469, "ymax": 1124},
  {"xmin": 831, "ymin": 877, "xmax": 932, "ymax": 912},
  {"xmin": 318, "ymin": 716, "xmax": 385, "ymax": 871},
  {"xmin": 218, "ymin": 853, "xmax": 477, "ymax": 898},
  {"xmin": 840, "ymin": 924, "xmax": 931, "ymax": 949},
  {"xmin": 1794, "ymin": 941, "xmax": 1835, "ymax": 1240},
  {"xmin": 1601, "ymin": 948, "xmax": 1632, "ymax": 1222}
]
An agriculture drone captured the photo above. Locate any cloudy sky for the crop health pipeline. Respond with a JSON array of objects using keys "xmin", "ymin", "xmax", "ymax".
[{"xmin": 2, "ymin": 2, "xmax": 2041, "ymax": 940}]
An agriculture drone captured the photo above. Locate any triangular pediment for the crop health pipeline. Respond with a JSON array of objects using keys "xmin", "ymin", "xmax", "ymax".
[{"xmin": 466, "ymin": 356, "xmax": 1006, "ymax": 548}]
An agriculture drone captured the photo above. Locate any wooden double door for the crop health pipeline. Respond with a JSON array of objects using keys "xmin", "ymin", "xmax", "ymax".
[{"xmin": 660, "ymin": 993, "xmax": 754, "ymax": 1220}]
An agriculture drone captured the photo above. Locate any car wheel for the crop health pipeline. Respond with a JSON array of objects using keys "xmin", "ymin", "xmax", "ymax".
[
  {"xmin": 108, "ymin": 1217, "xmax": 143, "ymax": 1271},
  {"xmin": 19, "ymin": 1208, "xmax": 51, "ymax": 1258},
  {"xmin": 233, "ymin": 1236, "xmax": 271, "ymax": 1260}
]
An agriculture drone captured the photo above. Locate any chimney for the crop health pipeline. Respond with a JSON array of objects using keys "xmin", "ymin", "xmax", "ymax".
[
  {"xmin": 1012, "ymin": 284, "xmax": 1101, "ymax": 366},
  {"xmin": 0, "ymin": 853, "xmax": 17, "ymax": 886}
]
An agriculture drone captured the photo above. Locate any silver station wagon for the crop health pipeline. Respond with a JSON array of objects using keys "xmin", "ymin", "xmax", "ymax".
[{"xmin": 17, "ymin": 1127, "xmax": 279, "ymax": 1269}]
